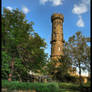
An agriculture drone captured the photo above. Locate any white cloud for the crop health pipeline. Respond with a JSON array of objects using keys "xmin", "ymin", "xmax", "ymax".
[
  {"xmin": 40, "ymin": 0, "xmax": 48, "ymax": 5},
  {"xmin": 72, "ymin": 0, "xmax": 90, "ymax": 28},
  {"xmin": 76, "ymin": 16, "xmax": 85, "ymax": 27},
  {"xmin": 50, "ymin": 0, "xmax": 63, "ymax": 6},
  {"xmin": 72, "ymin": 4, "xmax": 88, "ymax": 15},
  {"xmin": 6, "ymin": 6, "xmax": 13, "ymax": 11},
  {"xmin": 22, "ymin": 6, "xmax": 29, "ymax": 14},
  {"xmin": 40, "ymin": 0, "xmax": 63, "ymax": 6},
  {"xmin": 72, "ymin": 0, "xmax": 90, "ymax": 15}
]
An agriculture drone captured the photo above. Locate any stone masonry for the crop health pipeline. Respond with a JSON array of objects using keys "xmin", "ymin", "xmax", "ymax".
[
  {"xmin": 50, "ymin": 13, "xmax": 89, "ymax": 83},
  {"xmin": 50, "ymin": 13, "xmax": 64, "ymax": 60}
]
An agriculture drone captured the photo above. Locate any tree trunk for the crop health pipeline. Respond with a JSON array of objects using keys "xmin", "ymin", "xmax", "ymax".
[
  {"xmin": 17, "ymin": 73, "xmax": 22, "ymax": 82},
  {"xmin": 8, "ymin": 57, "xmax": 14, "ymax": 81},
  {"xmin": 79, "ymin": 60, "xmax": 83, "ymax": 90}
]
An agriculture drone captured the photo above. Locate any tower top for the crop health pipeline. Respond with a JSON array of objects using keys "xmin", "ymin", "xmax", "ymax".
[{"xmin": 51, "ymin": 13, "xmax": 64, "ymax": 23}]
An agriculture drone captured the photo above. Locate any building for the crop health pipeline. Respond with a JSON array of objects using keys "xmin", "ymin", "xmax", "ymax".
[
  {"xmin": 50, "ymin": 13, "xmax": 64, "ymax": 60},
  {"xmin": 50, "ymin": 13, "xmax": 89, "ymax": 83}
]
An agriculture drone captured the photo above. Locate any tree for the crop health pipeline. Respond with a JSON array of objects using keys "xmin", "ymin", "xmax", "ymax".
[
  {"xmin": 17, "ymin": 33, "xmax": 47, "ymax": 72},
  {"xmin": 2, "ymin": 8, "xmax": 33, "ymax": 81},
  {"xmin": 47, "ymin": 42, "xmax": 72, "ymax": 81},
  {"xmin": 1, "ymin": 51, "xmax": 11, "ymax": 79},
  {"xmin": 2, "ymin": 8, "xmax": 47, "ymax": 81},
  {"xmin": 67, "ymin": 31, "xmax": 90, "ymax": 86}
]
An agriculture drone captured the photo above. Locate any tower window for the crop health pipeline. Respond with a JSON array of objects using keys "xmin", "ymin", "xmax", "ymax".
[{"xmin": 58, "ymin": 47, "xmax": 60, "ymax": 51}]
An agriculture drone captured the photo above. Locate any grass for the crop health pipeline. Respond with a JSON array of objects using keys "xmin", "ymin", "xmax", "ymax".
[
  {"xmin": 2, "ymin": 80, "xmax": 90, "ymax": 92},
  {"xmin": 2, "ymin": 80, "xmax": 60, "ymax": 92}
]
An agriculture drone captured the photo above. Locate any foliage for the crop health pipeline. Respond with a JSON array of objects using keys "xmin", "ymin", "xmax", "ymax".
[
  {"xmin": 58, "ymin": 82, "xmax": 90, "ymax": 92},
  {"xmin": 47, "ymin": 31, "xmax": 90, "ymax": 84},
  {"xmin": 67, "ymin": 31, "xmax": 90, "ymax": 72},
  {"xmin": 2, "ymin": 8, "xmax": 33, "ymax": 56},
  {"xmin": 2, "ymin": 80, "xmax": 60, "ymax": 92},
  {"xmin": 1, "ymin": 51, "xmax": 11, "ymax": 79},
  {"xmin": 2, "ymin": 80, "xmax": 90, "ymax": 92},
  {"xmin": 17, "ymin": 33, "xmax": 47, "ymax": 72},
  {"xmin": 67, "ymin": 31, "xmax": 90, "ymax": 85},
  {"xmin": 56, "ymin": 53, "xmax": 72, "ymax": 81},
  {"xmin": 2, "ymin": 8, "xmax": 47, "ymax": 81},
  {"xmin": 12, "ymin": 58, "xmax": 28, "ymax": 81},
  {"xmin": 47, "ymin": 42, "xmax": 72, "ymax": 82},
  {"xmin": 58, "ymin": 82, "xmax": 80, "ymax": 90}
]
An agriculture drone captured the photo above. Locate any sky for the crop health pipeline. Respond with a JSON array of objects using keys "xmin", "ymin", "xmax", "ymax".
[{"xmin": 2, "ymin": 0, "xmax": 90, "ymax": 76}]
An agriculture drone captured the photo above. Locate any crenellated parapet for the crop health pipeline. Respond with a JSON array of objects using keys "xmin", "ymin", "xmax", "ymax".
[{"xmin": 51, "ymin": 13, "xmax": 64, "ymax": 23}]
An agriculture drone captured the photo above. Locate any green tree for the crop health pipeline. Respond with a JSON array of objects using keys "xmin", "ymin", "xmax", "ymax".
[
  {"xmin": 17, "ymin": 33, "xmax": 47, "ymax": 72},
  {"xmin": 67, "ymin": 31, "xmax": 90, "ymax": 86},
  {"xmin": 2, "ymin": 8, "xmax": 47, "ymax": 81},
  {"xmin": 2, "ymin": 51, "xmax": 11, "ymax": 79}
]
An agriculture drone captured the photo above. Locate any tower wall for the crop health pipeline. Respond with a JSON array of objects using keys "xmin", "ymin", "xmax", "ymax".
[{"xmin": 51, "ymin": 13, "xmax": 64, "ymax": 60}]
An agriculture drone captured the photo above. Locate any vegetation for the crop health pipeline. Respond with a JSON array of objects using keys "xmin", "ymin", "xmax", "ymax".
[
  {"xmin": 1, "ymin": 8, "xmax": 90, "ymax": 92},
  {"xmin": 2, "ymin": 80, "xmax": 90, "ymax": 92},
  {"xmin": 58, "ymin": 82, "xmax": 90, "ymax": 92},
  {"xmin": 66, "ymin": 31, "xmax": 90, "ymax": 86},
  {"xmin": 47, "ymin": 41, "xmax": 76, "ymax": 82},
  {"xmin": 2, "ymin": 51, "xmax": 11, "ymax": 79},
  {"xmin": 2, "ymin": 80, "xmax": 60, "ymax": 92},
  {"xmin": 2, "ymin": 8, "xmax": 48, "ymax": 81}
]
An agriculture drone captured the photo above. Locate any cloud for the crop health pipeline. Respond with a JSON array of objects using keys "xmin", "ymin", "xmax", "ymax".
[
  {"xmin": 40, "ymin": 0, "xmax": 48, "ymax": 5},
  {"xmin": 6, "ymin": 6, "xmax": 13, "ymax": 11},
  {"xmin": 72, "ymin": 0, "xmax": 90, "ymax": 15},
  {"xmin": 76, "ymin": 16, "xmax": 85, "ymax": 27},
  {"xmin": 72, "ymin": 0, "xmax": 90, "ymax": 27},
  {"xmin": 72, "ymin": 4, "xmax": 88, "ymax": 15},
  {"xmin": 40, "ymin": 0, "xmax": 63, "ymax": 6},
  {"xmin": 50, "ymin": 0, "xmax": 63, "ymax": 6},
  {"xmin": 22, "ymin": 6, "xmax": 29, "ymax": 14}
]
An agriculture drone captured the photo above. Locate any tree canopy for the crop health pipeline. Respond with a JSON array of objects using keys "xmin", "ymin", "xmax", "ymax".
[
  {"xmin": 66, "ymin": 31, "xmax": 90, "ymax": 85},
  {"xmin": 2, "ymin": 8, "xmax": 48, "ymax": 81}
]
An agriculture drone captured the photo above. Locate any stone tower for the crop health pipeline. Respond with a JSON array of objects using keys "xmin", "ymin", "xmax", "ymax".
[{"xmin": 50, "ymin": 13, "xmax": 64, "ymax": 60}]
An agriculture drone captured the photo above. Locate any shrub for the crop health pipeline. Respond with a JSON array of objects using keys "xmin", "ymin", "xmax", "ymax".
[
  {"xmin": 2, "ymin": 51, "xmax": 11, "ymax": 80},
  {"xmin": 2, "ymin": 80, "xmax": 60, "ymax": 92},
  {"xmin": 58, "ymin": 82, "xmax": 80, "ymax": 90}
]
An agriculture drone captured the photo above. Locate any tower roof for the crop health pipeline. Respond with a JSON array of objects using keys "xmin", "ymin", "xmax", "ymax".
[{"xmin": 51, "ymin": 13, "xmax": 64, "ymax": 22}]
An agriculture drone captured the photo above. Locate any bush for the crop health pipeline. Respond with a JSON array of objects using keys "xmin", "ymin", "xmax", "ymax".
[
  {"xmin": 55, "ymin": 72, "xmax": 79, "ymax": 83},
  {"xmin": 2, "ymin": 51, "xmax": 11, "ymax": 80},
  {"xmin": 2, "ymin": 80, "xmax": 60, "ymax": 92},
  {"xmin": 64, "ymin": 74, "xmax": 79, "ymax": 83},
  {"xmin": 58, "ymin": 82, "xmax": 80, "ymax": 90}
]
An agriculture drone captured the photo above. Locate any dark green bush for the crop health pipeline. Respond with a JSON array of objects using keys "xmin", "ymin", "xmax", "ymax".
[
  {"xmin": 2, "ymin": 80, "xmax": 60, "ymax": 92},
  {"xmin": 58, "ymin": 82, "xmax": 80, "ymax": 90},
  {"xmin": 2, "ymin": 51, "xmax": 11, "ymax": 80}
]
